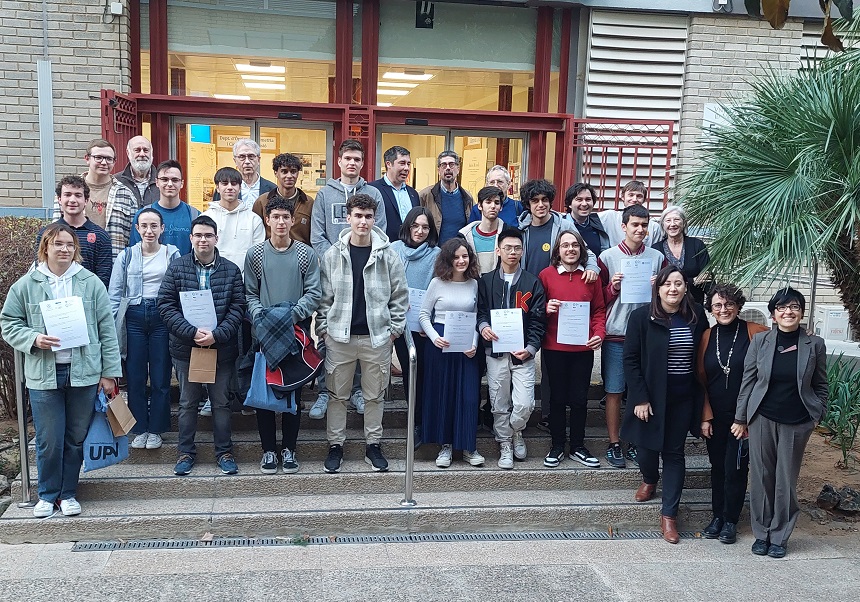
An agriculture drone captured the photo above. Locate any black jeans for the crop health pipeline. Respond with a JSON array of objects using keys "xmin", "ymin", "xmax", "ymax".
[
  {"xmin": 706, "ymin": 415, "xmax": 749, "ymax": 523},
  {"xmin": 394, "ymin": 332, "xmax": 426, "ymax": 426},
  {"xmin": 256, "ymin": 395, "xmax": 302, "ymax": 453},
  {"xmin": 638, "ymin": 396, "xmax": 694, "ymax": 518},
  {"xmin": 543, "ymin": 349, "xmax": 594, "ymax": 449}
]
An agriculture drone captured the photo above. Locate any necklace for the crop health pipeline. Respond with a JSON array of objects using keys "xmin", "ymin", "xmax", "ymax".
[{"xmin": 715, "ymin": 321, "xmax": 740, "ymax": 389}]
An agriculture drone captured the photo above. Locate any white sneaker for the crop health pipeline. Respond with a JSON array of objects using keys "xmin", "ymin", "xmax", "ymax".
[
  {"xmin": 131, "ymin": 432, "xmax": 149, "ymax": 449},
  {"xmin": 351, "ymin": 390, "xmax": 365, "ymax": 415},
  {"xmin": 462, "ymin": 449, "xmax": 485, "ymax": 466},
  {"xmin": 498, "ymin": 442, "xmax": 514, "ymax": 469},
  {"xmin": 199, "ymin": 399, "xmax": 212, "ymax": 416},
  {"xmin": 436, "ymin": 444, "xmax": 453, "ymax": 468},
  {"xmin": 512, "ymin": 431, "xmax": 527, "ymax": 460},
  {"xmin": 308, "ymin": 393, "xmax": 328, "ymax": 419},
  {"xmin": 59, "ymin": 497, "xmax": 81, "ymax": 516},
  {"xmin": 146, "ymin": 433, "xmax": 163, "ymax": 449},
  {"xmin": 33, "ymin": 499, "xmax": 55, "ymax": 518}
]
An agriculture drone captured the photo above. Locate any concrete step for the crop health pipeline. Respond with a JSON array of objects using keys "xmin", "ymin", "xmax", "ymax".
[
  {"xmin": 11, "ymin": 456, "xmax": 713, "ymax": 501},
  {"xmin": 0, "ymin": 487, "xmax": 714, "ymax": 544},
  {"xmin": 27, "ymin": 427, "xmax": 709, "ymax": 465}
]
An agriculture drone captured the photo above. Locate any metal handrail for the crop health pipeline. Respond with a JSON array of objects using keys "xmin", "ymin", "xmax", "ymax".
[
  {"xmin": 400, "ymin": 328, "xmax": 418, "ymax": 507},
  {"xmin": 14, "ymin": 350, "xmax": 33, "ymax": 507}
]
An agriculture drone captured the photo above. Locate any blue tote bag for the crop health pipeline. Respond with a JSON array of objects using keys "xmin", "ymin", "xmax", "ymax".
[
  {"xmin": 83, "ymin": 391, "xmax": 129, "ymax": 472},
  {"xmin": 243, "ymin": 351, "xmax": 297, "ymax": 414}
]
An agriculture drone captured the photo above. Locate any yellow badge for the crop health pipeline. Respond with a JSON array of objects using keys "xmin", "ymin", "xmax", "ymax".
[{"xmin": 542, "ymin": 243, "xmax": 551, "ymax": 252}]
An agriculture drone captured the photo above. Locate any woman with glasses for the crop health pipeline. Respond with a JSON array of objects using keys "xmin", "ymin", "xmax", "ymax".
[
  {"xmin": 1, "ymin": 223, "xmax": 122, "ymax": 518},
  {"xmin": 622, "ymin": 265, "xmax": 708, "ymax": 543},
  {"xmin": 696, "ymin": 284, "xmax": 768, "ymax": 544},
  {"xmin": 731, "ymin": 288, "xmax": 828, "ymax": 559},
  {"xmin": 652, "ymin": 206, "xmax": 709, "ymax": 303},
  {"xmin": 390, "ymin": 207, "xmax": 440, "ymax": 447},
  {"xmin": 109, "ymin": 208, "xmax": 181, "ymax": 452}
]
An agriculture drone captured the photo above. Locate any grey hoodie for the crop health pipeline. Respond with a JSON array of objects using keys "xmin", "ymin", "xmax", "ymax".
[{"xmin": 310, "ymin": 178, "xmax": 387, "ymax": 257}]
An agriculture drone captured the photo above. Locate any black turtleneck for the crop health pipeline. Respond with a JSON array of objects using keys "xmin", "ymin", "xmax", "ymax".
[
  {"xmin": 757, "ymin": 328, "xmax": 810, "ymax": 424},
  {"xmin": 703, "ymin": 318, "xmax": 752, "ymax": 420}
]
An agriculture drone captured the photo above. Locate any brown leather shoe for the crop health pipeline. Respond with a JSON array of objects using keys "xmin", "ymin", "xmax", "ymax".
[
  {"xmin": 661, "ymin": 515, "xmax": 680, "ymax": 544},
  {"xmin": 634, "ymin": 482, "xmax": 656, "ymax": 502}
]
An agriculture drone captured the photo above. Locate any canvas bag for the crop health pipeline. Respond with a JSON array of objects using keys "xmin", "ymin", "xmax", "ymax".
[
  {"xmin": 243, "ymin": 351, "xmax": 296, "ymax": 414},
  {"xmin": 83, "ymin": 391, "xmax": 129, "ymax": 472}
]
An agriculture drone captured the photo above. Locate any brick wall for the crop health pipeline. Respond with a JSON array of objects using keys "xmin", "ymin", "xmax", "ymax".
[{"xmin": 0, "ymin": 0, "xmax": 129, "ymax": 210}]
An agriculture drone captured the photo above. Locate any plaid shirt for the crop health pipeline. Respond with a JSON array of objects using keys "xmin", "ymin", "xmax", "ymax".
[
  {"xmin": 53, "ymin": 176, "xmax": 138, "ymax": 258},
  {"xmin": 193, "ymin": 253, "xmax": 215, "ymax": 290}
]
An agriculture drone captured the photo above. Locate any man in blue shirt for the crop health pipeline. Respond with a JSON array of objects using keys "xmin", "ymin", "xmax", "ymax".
[
  {"xmin": 418, "ymin": 151, "xmax": 473, "ymax": 243},
  {"xmin": 129, "ymin": 160, "xmax": 200, "ymax": 255},
  {"xmin": 369, "ymin": 145, "xmax": 420, "ymax": 242},
  {"xmin": 468, "ymin": 165, "xmax": 524, "ymax": 227}
]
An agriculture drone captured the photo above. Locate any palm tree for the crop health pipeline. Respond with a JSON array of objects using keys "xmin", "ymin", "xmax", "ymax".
[{"xmin": 680, "ymin": 37, "xmax": 860, "ymax": 332}]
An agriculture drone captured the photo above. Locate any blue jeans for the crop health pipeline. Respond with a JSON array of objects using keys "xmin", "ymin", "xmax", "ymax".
[
  {"xmin": 174, "ymin": 358, "xmax": 233, "ymax": 459},
  {"xmin": 28, "ymin": 363, "xmax": 97, "ymax": 503},
  {"xmin": 126, "ymin": 299, "xmax": 172, "ymax": 435}
]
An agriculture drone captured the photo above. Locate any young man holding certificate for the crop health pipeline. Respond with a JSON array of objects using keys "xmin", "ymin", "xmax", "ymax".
[
  {"xmin": 158, "ymin": 215, "xmax": 246, "ymax": 476},
  {"xmin": 538, "ymin": 230, "xmax": 606, "ymax": 468},
  {"xmin": 477, "ymin": 228, "xmax": 546, "ymax": 469},
  {"xmin": 597, "ymin": 204, "xmax": 666, "ymax": 469}
]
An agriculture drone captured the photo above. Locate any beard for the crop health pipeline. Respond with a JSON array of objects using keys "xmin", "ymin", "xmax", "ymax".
[{"xmin": 131, "ymin": 158, "xmax": 152, "ymax": 173}]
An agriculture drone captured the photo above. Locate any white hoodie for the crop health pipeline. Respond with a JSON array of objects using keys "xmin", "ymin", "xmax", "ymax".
[
  {"xmin": 37, "ymin": 262, "xmax": 83, "ymax": 364},
  {"xmin": 203, "ymin": 201, "xmax": 265, "ymax": 276}
]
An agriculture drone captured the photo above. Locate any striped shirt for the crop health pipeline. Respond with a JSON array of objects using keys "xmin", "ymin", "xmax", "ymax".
[{"xmin": 667, "ymin": 313, "xmax": 694, "ymax": 375}]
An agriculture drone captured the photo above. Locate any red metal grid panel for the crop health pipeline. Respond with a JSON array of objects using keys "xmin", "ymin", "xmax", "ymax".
[{"xmin": 101, "ymin": 90, "xmax": 139, "ymax": 173}]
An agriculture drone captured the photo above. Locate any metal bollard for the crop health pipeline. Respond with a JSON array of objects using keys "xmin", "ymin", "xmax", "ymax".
[
  {"xmin": 14, "ymin": 350, "xmax": 34, "ymax": 507},
  {"xmin": 400, "ymin": 329, "xmax": 418, "ymax": 507}
]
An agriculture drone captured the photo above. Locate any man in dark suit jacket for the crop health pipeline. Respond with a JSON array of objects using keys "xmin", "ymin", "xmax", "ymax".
[{"xmin": 369, "ymin": 145, "xmax": 420, "ymax": 241}]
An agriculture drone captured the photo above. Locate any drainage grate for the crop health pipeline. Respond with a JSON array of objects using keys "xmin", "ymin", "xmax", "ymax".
[{"xmin": 72, "ymin": 530, "xmax": 698, "ymax": 551}]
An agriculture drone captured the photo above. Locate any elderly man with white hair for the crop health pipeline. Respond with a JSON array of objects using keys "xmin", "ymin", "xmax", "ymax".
[
  {"xmin": 468, "ymin": 165, "xmax": 523, "ymax": 227},
  {"xmin": 117, "ymin": 135, "xmax": 159, "ymax": 207},
  {"xmin": 651, "ymin": 205, "xmax": 710, "ymax": 303},
  {"xmin": 213, "ymin": 138, "xmax": 276, "ymax": 205}
]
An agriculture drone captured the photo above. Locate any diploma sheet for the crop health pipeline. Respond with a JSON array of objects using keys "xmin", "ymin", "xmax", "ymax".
[
  {"xmin": 39, "ymin": 296, "xmax": 90, "ymax": 350},
  {"xmin": 442, "ymin": 311, "xmax": 476, "ymax": 353},
  {"xmin": 406, "ymin": 288, "xmax": 426, "ymax": 333},
  {"xmin": 180, "ymin": 289, "xmax": 218, "ymax": 330},
  {"xmin": 490, "ymin": 308, "xmax": 525, "ymax": 354},
  {"xmin": 620, "ymin": 257, "xmax": 653, "ymax": 304},
  {"xmin": 557, "ymin": 301, "xmax": 590, "ymax": 346}
]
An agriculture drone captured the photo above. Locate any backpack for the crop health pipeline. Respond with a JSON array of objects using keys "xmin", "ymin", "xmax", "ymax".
[{"xmin": 265, "ymin": 326, "xmax": 324, "ymax": 392}]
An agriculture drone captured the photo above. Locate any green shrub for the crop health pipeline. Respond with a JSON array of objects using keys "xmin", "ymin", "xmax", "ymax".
[
  {"xmin": 821, "ymin": 354, "xmax": 860, "ymax": 467},
  {"xmin": 0, "ymin": 216, "xmax": 46, "ymax": 419}
]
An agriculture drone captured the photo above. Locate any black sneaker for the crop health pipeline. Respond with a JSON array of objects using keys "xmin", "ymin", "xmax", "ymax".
[
  {"xmin": 259, "ymin": 451, "xmax": 278, "ymax": 474},
  {"xmin": 606, "ymin": 442, "xmax": 626, "ymax": 469},
  {"xmin": 324, "ymin": 444, "xmax": 343, "ymax": 473},
  {"xmin": 570, "ymin": 446, "xmax": 600, "ymax": 468},
  {"xmin": 543, "ymin": 445, "xmax": 565, "ymax": 467},
  {"xmin": 625, "ymin": 443, "xmax": 638, "ymax": 466},
  {"xmin": 365, "ymin": 443, "xmax": 389, "ymax": 472}
]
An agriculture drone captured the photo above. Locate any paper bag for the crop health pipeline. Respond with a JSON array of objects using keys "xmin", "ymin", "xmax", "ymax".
[
  {"xmin": 189, "ymin": 346, "xmax": 217, "ymax": 383},
  {"xmin": 106, "ymin": 393, "xmax": 137, "ymax": 437}
]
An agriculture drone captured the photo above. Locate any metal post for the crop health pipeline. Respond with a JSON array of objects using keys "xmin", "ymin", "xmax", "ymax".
[
  {"xmin": 14, "ymin": 350, "xmax": 34, "ymax": 507},
  {"xmin": 400, "ymin": 329, "xmax": 418, "ymax": 507}
]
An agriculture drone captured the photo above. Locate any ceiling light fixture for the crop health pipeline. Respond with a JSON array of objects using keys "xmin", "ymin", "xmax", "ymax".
[
  {"xmin": 235, "ymin": 63, "xmax": 286, "ymax": 74},
  {"xmin": 382, "ymin": 71, "xmax": 433, "ymax": 81},
  {"xmin": 377, "ymin": 89, "xmax": 410, "ymax": 96},
  {"xmin": 377, "ymin": 102, "xmax": 393, "ymax": 107},
  {"xmin": 375, "ymin": 81, "xmax": 418, "ymax": 89},
  {"xmin": 244, "ymin": 82, "xmax": 286, "ymax": 90},
  {"xmin": 214, "ymin": 94, "xmax": 251, "ymax": 100},
  {"xmin": 240, "ymin": 75, "xmax": 286, "ymax": 82}
]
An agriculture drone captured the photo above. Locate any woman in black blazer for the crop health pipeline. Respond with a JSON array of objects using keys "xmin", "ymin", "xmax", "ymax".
[
  {"xmin": 730, "ymin": 287, "xmax": 828, "ymax": 559},
  {"xmin": 622, "ymin": 265, "xmax": 708, "ymax": 544},
  {"xmin": 652, "ymin": 206, "xmax": 710, "ymax": 304}
]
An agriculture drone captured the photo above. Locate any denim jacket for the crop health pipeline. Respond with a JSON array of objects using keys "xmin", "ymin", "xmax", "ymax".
[{"xmin": 108, "ymin": 243, "xmax": 180, "ymax": 319}]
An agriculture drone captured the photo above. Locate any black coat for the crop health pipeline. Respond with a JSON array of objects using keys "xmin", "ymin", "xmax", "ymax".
[
  {"xmin": 157, "ymin": 250, "xmax": 246, "ymax": 363},
  {"xmin": 476, "ymin": 266, "xmax": 546, "ymax": 358},
  {"xmin": 620, "ymin": 303, "xmax": 709, "ymax": 450},
  {"xmin": 652, "ymin": 235, "xmax": 710, "ymax": 303},
  {"xmin": 368, "ymin": 178, "xmax": 420, "ymax": 242}
]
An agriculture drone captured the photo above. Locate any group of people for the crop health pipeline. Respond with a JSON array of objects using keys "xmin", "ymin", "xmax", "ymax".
[{"xmin": 0, "ymin": 136, "xmax": 828, "ymax": 559}]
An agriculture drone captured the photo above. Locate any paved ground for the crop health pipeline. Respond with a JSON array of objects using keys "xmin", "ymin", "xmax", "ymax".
[{"xmin": 0, "ymin": 526, "xmax": 857, "ymax": 601}]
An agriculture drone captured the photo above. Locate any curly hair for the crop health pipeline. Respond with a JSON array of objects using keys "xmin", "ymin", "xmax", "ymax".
[
  {"xmin": 433, "ymin": 237, "xmax": 480, "ymax": 282},
  {"xmin": 704, "ymin": 282, "xmax": 746, "ymax": 312}
]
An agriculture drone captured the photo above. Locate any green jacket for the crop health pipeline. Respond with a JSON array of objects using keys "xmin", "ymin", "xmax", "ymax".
[{"xmin": 1, "ymin": 267, "xmax": 123, "ymax": 390}]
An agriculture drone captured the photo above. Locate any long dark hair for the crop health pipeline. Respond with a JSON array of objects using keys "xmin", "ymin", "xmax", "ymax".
[
  {"xmin": 433, "ymin": 237, "xmax": 480, "ymax": 282},
  {"xmin": 398, "ymin": 206, "xmax": 439, "ymax": 248},
  {"xmin": 650, "ymin": 265, "xmax": 698, "ymax": 324}
]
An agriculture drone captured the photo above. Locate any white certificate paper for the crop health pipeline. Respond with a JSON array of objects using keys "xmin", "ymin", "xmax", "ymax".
[
  {"xmin": 442, "ymin": 311, "xmax": 477, "ymax": 353},
  {"xmin": 39, "ymin": 296, "xmax": 90, "ymax": 350},
  {"xmin": 490, "ymin": 308, "xmax": 524, "ymax": 354},
  {"xmin": 406, "ymin": 288, "xmax": 426, "ymax": 333},
  {"xmin": 620, "ymin": 257, "xmax": 653, "ymax": 304},
  {"xmin": 180, "ymin": 289, "xmax": 218, "ymax": 330},
  {"xmin": 557, "ymin": 301, "xmax": 590, "ymax": 345}
]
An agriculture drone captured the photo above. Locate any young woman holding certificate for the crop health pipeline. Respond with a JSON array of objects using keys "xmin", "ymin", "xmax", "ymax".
[
  {"xmin": 538, "ymin": 230, "xmax": 606, "ymax": 469},
  {"xmin": 1, "ymin": 223, "xmax": 122, "ymax": 518},
  {"xmin": 418, "ymin": 237, "xmax": 484, "ymax": 468}
]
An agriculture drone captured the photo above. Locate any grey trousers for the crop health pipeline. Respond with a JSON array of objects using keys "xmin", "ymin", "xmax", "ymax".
[{"xmin": 748, "ymin": 415, "xmax": 814, "ymax": 546}]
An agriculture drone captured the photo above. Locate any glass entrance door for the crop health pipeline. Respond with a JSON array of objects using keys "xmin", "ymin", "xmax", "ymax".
[
  {"xmin": 378, "ymin": 129, "xmax": 447, "ymax": 191},
  {"xmin": 258, "ymin": 122, "xmax": 333, "ymax": 199}
]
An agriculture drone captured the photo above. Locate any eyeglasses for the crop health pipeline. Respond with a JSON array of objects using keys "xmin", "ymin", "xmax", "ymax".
[
  {"xmin": 410, "ymin": 224, "xmax": 430, "ymax": 232},
  {"xmin": 439, "ymin": 161, "xmax": 458, "ymax": 168},
  {"xmin": 235, "ymin": 154, "xmax": 258, "ymax": 161},
  {"xmin": 775, "ymin": 303, "xmax": 802, "ymax": 313},
  {"xmin": 191, "ymin": 233, "xmax": 216, "ymax": 240},
  {"xmin": 487, "ymin": 179, "xmax": 508, "ymax": 187},
  {"xmin": 500, "ymin": 245, "xmax": 523, "ymax": 254},
  {"xmin": 157, "ymin": 177, "xmax": 182, "ymax": 184},
  {"xmin": 559, "ymin": 242, "xmax": 580, "ymax": 250},
  {"xmin": 51, "ymin": 242, "xmax": 75, "ymax": 251},
  {"xmin": 711, "ymin": 302, "xmax": 737, "ymax": 312},
  {"xmin": 89, "ymin": 155, "xmax": 116, "ymax": 164}
]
